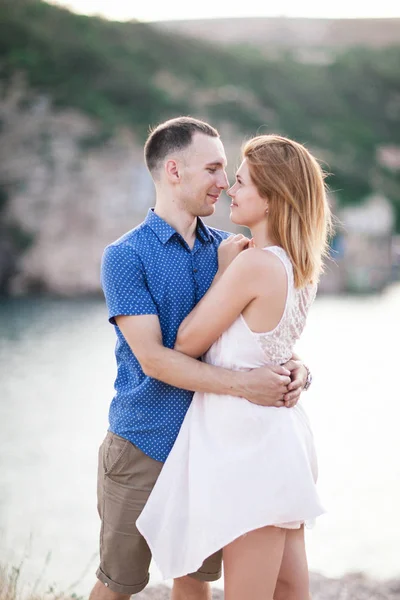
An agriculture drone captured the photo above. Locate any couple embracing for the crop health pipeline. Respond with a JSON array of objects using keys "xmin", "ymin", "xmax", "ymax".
[{"xmin": 92, "ymin": 117, "xmax": 332, "ymax": 600}]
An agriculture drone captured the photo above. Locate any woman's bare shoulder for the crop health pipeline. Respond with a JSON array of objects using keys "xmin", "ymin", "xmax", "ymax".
[
  {"xmin": 229, "ymin": 248, "xmax": 287, "ymax": 301},
  {"xmin": 234, "ymin": 247, "xmax": 287, "ymax": 277}
]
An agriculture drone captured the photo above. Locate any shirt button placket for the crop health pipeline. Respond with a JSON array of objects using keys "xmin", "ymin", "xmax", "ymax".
[
  {"xmin": 191, "ymin": 253, "xmax": 198, "ymax": 275},
  {"xmin": 192, "ymin": 256, "xmax": 200, "ymax": 299}
]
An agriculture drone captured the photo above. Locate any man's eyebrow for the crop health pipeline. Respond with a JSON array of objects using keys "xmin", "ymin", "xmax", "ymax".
[{"xmin": 205, "ymin": 161, "xmax": 226, "ymax": 168}]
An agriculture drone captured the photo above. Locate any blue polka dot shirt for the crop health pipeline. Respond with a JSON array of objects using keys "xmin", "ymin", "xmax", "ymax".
[{"xmin": 101, "ymin": 208, "xmax": 230, "ymax": 462}]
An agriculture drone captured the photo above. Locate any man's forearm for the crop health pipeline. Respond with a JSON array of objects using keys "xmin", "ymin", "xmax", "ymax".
[
  {"xmin": 116, "ymin": 313, "xmax": 290, "ymax": 406},
  {"xmin": 141, "ymin": 344, "xmax": 246, "ymax": 397}
]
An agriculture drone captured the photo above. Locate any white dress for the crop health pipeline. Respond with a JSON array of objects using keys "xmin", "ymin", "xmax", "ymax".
[{"xmin": 136, "ymin": 246, "xmax": 325, "ymax": 580}]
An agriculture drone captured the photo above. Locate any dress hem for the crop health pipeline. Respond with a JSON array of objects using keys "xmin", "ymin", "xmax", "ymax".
[{"xmin": 137, "ymin": 506, "xmax": 325, "ymax": 581}]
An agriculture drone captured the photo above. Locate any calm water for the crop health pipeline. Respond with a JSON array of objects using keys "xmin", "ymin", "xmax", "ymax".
[{"xmin": 1, "ymin": 289, "xmax": 400, "ymax": 595}]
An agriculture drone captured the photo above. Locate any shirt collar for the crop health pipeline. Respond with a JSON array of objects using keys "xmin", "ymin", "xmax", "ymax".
[
  {"xmin": 145, "ymin": 209, "xmax": 177, "ymax": 244},
  {"xmin": 196, "ymin": 217, "xmax": 214, "ymax": 243},
  {"xmin": 145, "ymin": 209, "xmax": 214, "ymax": 245}
]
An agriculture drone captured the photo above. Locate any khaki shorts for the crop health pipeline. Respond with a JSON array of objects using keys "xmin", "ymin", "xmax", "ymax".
[{"xmin": 96, "ymin": 432, "xmax": 222, "ymax": 595}]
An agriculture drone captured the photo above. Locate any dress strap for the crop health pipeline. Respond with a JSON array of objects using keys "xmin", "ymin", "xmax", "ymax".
[{"xmin": 263, "ymin": 246, "xmax": 294, "ymax": 288}]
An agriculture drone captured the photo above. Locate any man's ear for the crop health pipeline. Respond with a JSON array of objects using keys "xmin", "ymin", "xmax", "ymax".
[{"xmin": 165, "ymin": 159, "xmax": 180, "ymax": 182}]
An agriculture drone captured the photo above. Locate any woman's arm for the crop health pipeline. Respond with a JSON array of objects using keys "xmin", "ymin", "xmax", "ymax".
[{"xmin": 175, "ymin": 248, "xmax": 278, "ymax": 358}]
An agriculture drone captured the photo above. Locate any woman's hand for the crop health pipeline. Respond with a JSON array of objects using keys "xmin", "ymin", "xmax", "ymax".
[{"xmin": 218, "ymin": 234, "xmax": 251, "ymax": 275}]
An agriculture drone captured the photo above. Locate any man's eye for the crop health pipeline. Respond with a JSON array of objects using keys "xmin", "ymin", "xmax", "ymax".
[{"xmin": 207, "ymin": 168, "xmax": 217, "ymax": 173}]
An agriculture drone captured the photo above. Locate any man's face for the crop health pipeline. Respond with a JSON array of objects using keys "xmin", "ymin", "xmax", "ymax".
[{"xmin": 177, "ymin": 133, "xmax": 229, "ymax": 218}]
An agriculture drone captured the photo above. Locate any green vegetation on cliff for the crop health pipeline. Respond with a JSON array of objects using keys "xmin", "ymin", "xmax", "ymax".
[{"xmin": 0, "ymin": 0, "xmax": 400, "ymax": 227}]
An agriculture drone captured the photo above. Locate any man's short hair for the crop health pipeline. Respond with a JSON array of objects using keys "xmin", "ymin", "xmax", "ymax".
[{"xmin": 144, "ymin": 116, "xmax": 219, "ymax": 175}]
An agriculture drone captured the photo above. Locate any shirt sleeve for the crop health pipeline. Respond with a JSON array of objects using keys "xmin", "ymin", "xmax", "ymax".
[{"xmin": 101, "ymin": 243, "xmax": 158, "ymax": 324}]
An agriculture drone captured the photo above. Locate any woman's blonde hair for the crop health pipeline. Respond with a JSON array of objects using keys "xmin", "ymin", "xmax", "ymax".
[{"xmin": 243, "ymin": 134, "xmax": 333, "ymax": 288}]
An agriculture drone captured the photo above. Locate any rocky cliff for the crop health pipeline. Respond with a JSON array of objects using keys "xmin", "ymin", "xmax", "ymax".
[{"xmin": 0, "ymin": 78, "xmax": 236, "ymax": 296}]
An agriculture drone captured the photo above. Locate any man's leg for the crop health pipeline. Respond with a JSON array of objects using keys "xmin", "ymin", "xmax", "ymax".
[
  {"xmin": 90, "ymin": 432, "xmax": 163, "ymax": 598},
  {"xmin": 171, "ymin": 577, "xmax": 211, "ymax": 600},
  {"xmin": 171, "ymin": 547, "xmax": 222, "ymax": 600},
  {"xmin": 89, "ymin": 581, "xmax": 130, "ymax": 600}
]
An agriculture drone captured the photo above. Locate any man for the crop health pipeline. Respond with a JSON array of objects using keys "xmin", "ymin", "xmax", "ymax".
[{"xmin": 91, "ymin": 117, "xmax": 311, "ymax": 600}]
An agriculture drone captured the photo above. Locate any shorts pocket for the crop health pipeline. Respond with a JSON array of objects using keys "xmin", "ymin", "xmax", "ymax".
[{"xmin": 103, "ymin": 433, "xmax": 130, "ymax": 477}]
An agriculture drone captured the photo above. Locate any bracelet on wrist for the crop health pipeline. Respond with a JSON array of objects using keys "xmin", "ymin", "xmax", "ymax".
[{"xmin": 303, "ymin": 365, "xmax": 312, "ymax": 391}]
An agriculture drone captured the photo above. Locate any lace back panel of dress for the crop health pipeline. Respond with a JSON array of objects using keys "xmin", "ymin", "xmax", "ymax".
[{"xmin": 258, "ymin": 247, "xmax": 317, "ymax": 364}]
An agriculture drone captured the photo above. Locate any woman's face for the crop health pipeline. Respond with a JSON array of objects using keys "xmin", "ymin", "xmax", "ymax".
[{"xmin": 227, "ymin": 159, "xmax": 268, "ymax": 228}]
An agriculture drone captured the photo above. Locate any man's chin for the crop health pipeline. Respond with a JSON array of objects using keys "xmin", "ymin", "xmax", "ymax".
[{"xmin": 199, "ymin": 205, "xmax": 216, "ymax": 217}]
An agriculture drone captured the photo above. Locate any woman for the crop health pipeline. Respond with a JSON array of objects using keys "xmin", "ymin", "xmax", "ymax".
[{"xmin": 137, "ymin": 134, "xmax": 332, "ymax": 600}]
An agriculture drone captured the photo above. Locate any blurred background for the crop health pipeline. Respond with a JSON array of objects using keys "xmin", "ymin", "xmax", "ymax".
[{"xmin": 1, "ymin": 0, "xmax": 400, "ymax": 596}]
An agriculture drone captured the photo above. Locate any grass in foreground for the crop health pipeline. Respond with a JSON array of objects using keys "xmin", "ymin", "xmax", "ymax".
[{"xmin": 0, "ymin": 564, "xmax": 83, "ymax": 600}]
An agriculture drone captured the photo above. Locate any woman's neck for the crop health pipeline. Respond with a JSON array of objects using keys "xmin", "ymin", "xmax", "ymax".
[{"xmin": 250, "ymin": 222, "xmax": 277, "ymax": 249}]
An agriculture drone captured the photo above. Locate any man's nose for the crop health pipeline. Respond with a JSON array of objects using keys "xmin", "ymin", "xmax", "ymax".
[{"xmin": 218, "ymin": 171, "xmax": 229, "ymax": 190}]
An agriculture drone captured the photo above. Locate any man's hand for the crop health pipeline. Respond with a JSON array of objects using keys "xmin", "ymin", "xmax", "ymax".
[
  {"xmin": 238, "ymin": 364, "xmax": 291, "ymax": 407},
  {"xmin": 281, "ymin": 359, "xmax": 307, "ymax": 408}
]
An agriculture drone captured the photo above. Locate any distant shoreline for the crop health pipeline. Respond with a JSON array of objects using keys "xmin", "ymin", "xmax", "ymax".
[
  {"xmin": 2, "ymin": 564, "xmax": 399, "ymax": 600},
  {"xmin": 152, "ymin": 16, "xmax": 400, "ymax": 50}
]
